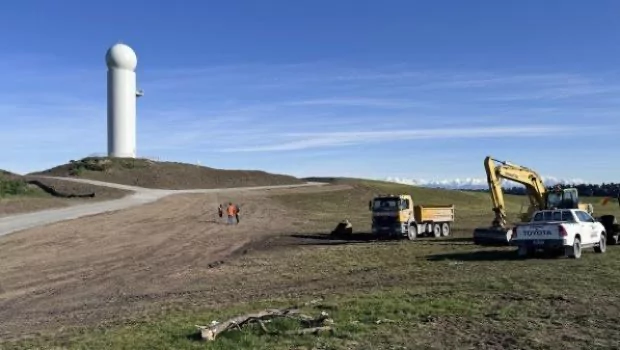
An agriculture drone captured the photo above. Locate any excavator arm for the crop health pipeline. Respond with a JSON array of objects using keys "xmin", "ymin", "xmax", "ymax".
[
  {"xmin": 476, "ymin": 155, "xmax": 594, "ymax": 246},
  {"xmin": 483, "ymin": 156, "xmax": 547, "ymax": 229}
]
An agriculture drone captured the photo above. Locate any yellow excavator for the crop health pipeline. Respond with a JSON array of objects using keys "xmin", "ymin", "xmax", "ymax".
[{"xmin": 472, "ymin": 156, "xmax": 594, "ymax": 245}]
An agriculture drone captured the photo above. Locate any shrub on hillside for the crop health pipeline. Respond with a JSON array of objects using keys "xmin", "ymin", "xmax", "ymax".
[{"xmin": 67, "ymin": 157, "xmax": 151, "ymax": 176}]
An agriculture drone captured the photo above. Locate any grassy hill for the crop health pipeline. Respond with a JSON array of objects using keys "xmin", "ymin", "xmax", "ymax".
[
  {"xmin": 4, "ymin": 178, "xmax": 620, "ymax": 349},
  {"xmin": 30, "ymin": 157, "xmax": 305, "ymax": 190}
]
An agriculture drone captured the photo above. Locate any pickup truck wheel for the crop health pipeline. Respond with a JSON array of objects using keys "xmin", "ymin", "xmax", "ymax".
[
  {"xmin": 432, "ymin": 224, "xmax": 441, "ymax": 238},
  {"xmin": 566, "ymin": 238, "xmax": 582, "ymax": 259},
  {"xmin": 517, "ymin": 245, "xmax": 530, "ymax": 258},
  {"xmin": 407, "ymin": 225, "xmax": 417, "ymax": 241},
  {"xmin": 440, "ymin": 223, "xmax": 450, "ymax": 237},
  {"xmin": 552, "ymin": 248, "xmax": 565, "ymax": 257},
  {"xmin": 594, "ymin": 234, "xmax": 607, "ymax": 253}
]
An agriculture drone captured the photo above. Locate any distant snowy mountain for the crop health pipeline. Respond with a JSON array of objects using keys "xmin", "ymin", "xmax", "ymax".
[{"xmin": 385, "ymin": 176, "xmax": 587, "ymax": 190}]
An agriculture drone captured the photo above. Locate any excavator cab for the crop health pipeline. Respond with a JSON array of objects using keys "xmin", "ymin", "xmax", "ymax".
[
  {"xmin": 544, "ymin": 187, "xmax": 579, "ymax": 210},
  {"xmin": 544, "ymin": 186, "xmax": 594, "ymax": 215}
]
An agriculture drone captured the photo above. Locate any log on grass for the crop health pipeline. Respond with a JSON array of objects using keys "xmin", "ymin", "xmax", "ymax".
[{"xmin": 196, "ymin": 308, "xmax": 301, "ymax": 341}]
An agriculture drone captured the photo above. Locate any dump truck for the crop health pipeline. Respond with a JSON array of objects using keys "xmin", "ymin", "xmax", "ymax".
[{"xmin": 369, "ymin": 194, "xmax": 455, "ymax": 240}]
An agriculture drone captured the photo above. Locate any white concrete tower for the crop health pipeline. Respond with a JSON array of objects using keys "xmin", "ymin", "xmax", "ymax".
[{"xmin": 105, "ymin": 42, "xmax": 143, "ymax": 158}]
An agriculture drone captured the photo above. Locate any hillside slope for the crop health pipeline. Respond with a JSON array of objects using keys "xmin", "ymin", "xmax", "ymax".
[{"xmin": 31, "ymin": 157, "xmax": 304, "ymax": 190}]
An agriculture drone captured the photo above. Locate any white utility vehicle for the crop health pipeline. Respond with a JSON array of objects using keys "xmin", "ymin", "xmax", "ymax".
[{"xmin": 512, "ymin": 208, "xmax": 607, "ymax": 259}]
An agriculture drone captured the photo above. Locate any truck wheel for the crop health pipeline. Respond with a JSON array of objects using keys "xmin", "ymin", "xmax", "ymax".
[
  {"xmin": 407, "ymin": 225, "xmax": 417, "ymax": 241},
  {"xmin": 517, "ymin": 245, "xmax": 529, "ymax": 258},
  {"xmin": 547, "ymin": 248, "xmax": 564, "ymax": 258},
  {"xmin": 566, "ymin": 237, "xmax": 582, "ymax": 259},
  {"xmin": 425, "ymin": 223, "xmax": 434, "ymax": 236},
  {"xmin": 432, "ymin": 224, "xmax": 441, "ymax": 238},
  {"xmin": 594, "ymin": 234, "xmax": 607, "ymax": 253},
  {"xmin": 440, "ymin": 222, "xmax": 450, "ymax": 237}
]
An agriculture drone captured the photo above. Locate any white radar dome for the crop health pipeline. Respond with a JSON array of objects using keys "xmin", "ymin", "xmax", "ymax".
[{"xmin": 105, "ymin": 43, "xmax": 138, "ymax": 71}]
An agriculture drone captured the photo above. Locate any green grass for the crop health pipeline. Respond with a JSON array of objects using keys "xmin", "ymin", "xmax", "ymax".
[
  {"xmin": 4, "ymin": 178, "xmax": 620, "ymax": 349},
  {"xmin": 12, "ymin": 241, "xmax": 620, "ymax": 349},
  {"xmin": 284, "ymin": 178, "xmax": 618, "ymax": 233},
  {"xmin": 279, "ymin": 178, "xmax": 538, "ymax": 235},
  {"xmin": 0, "ymin": 176, "xmax": 39, "ymax": 198}
]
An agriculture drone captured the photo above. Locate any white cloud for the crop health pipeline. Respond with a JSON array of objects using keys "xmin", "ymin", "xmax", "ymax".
[
  {"xmin": 281, "ymin": 97, "xmax": 430, "ymax": 109},
  {"xmin": 219, "ymin": 124, "xmax": 597, "ymax": 152},
  {"xmin": 409, "ymin": 73, "xmax": 591, "ymax": 90}
]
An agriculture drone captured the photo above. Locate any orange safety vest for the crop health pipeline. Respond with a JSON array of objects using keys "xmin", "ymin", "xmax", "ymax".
[{"xmin": 227, "ymin": 205, "xmax": 236, "ymax": 216}]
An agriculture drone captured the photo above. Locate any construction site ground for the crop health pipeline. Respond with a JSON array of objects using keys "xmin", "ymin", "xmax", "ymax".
[{"xmin": 2, "ymin": 179, "xmax": 620, "ymax": 350}]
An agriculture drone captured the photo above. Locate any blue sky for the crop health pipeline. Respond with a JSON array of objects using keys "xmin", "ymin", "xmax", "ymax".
[{"xmin": 0, "ymin": 0, "xmax": 619, "ymax": 183}]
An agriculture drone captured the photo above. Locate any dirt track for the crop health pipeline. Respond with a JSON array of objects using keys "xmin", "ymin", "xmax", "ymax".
[{"xmin": 0, "ymin": 184, "xmax": 350, "ymax": 340}]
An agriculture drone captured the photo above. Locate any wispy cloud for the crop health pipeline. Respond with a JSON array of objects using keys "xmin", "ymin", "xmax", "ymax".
[
  {"xmin": 218, "ymin": 125, "xmax": 596, "ymax": 152},
  {"xmin": 1, "ymin": 54, "xmax": 619, "ymax": 178},
  {"xmin": 482, "ymin": 84, "xmax": 620, "ymax": 101},
  {"xmin": 409, "ymin": 72, "xmax": 590, "ymax": 90},
  {"xmin": 281, "ymin": 97, "xmax": 430, "ymax": 109}
]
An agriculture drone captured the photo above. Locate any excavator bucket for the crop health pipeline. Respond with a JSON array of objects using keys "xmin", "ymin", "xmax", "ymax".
[
  {"xmin": 472, "ymin": 226, "xmax": 513, "ymax": 246},
  {"xmin": 331, "ymin": 219, "xmax": 353, "ymax": 236}
]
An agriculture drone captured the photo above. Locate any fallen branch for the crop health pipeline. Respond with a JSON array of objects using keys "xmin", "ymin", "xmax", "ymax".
[
  {"xmin": 195, "ymin": 304, "xmax": 333, "ymax": 341},
  {"xmin": 196, "ymin": 308, "xmax": 299, "ymax": 341}
]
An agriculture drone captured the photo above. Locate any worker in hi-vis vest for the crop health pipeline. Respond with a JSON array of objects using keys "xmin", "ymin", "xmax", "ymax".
[{"xmin": 226, "ymin": 202, "xmax": 238, "ymax": 225}]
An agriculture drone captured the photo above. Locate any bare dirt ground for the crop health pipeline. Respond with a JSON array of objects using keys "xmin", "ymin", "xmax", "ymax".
[{"xmin": 0, "ymin": 184, "xmax": 351, "ymax": 340}]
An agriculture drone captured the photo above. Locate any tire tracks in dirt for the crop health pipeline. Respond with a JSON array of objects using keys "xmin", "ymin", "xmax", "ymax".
[{"xmin": 0, "ymin": 182, "xmax": 352, "ymax": 339}]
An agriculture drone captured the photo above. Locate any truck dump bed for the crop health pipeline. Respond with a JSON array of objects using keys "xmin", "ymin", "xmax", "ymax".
[{"xmin": 414, "ymin": 204, "xmax": 455, "ymax": 222}]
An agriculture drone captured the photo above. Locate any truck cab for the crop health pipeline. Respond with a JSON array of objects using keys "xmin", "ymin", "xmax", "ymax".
[
  {"xmin": 369, "ymin": 194, "xmax": 455, "ymax": 240},
  {"xmin": 369, "ymin": 194, "xmax": 413, "ymax": 237}
]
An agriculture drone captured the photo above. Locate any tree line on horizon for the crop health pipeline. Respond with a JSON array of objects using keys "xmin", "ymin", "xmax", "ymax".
[{"xmin": 466, "ymin": 182, "xmax": 620, "ymax": 197}]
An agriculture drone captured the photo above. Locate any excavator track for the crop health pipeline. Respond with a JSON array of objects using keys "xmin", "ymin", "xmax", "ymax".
[{"xmin": 472, "ymin": 226, "xmax": 513, "ymax": 246}]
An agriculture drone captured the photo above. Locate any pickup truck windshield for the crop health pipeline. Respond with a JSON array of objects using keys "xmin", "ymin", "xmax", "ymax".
[
  {"xmin": 373, "ymin": 198, "xmax": 399, "ymax": 211},
  {"xmin": 532, "ymin": 210, "xmax": 574, "ymax": 222}
]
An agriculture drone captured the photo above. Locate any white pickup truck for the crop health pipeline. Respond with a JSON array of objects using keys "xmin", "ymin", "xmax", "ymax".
[{"xmin": 511, "ymin": 208, "xmax": 607, "ymax": 259}]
